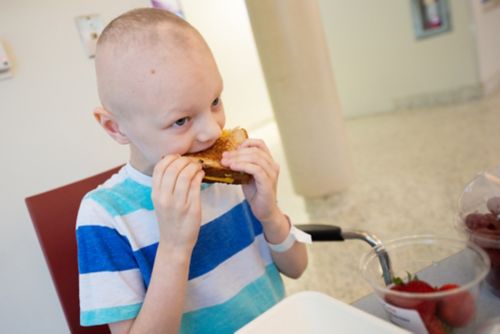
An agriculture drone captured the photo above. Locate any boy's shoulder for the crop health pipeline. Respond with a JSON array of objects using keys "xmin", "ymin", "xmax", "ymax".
[
  {"xmin": 83, "ymin": 166, "xmax": 127, "ymax": 199},
  {"xmin": 81, "ymin": 166, "xmax": 154, "ymax": 217}
]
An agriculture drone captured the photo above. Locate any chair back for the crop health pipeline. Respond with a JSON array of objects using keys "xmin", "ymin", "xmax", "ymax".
[{"xmin": 25, "ymin": 166, "xmax": 122, "ymax": 334}]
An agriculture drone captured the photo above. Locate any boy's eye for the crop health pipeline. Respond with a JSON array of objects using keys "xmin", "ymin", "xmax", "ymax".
[
  {"xmin": 211, "ymin": 97, "xmax": 221, "ymax": 107},
  {"xmin": 174, "ymin": 117, "xmax": 190, "ymax": 127}
]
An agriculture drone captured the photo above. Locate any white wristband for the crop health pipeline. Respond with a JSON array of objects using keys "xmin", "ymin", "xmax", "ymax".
[{"xmin": 267, "ymin": 218, "xmax": 312, "ymax": 253}]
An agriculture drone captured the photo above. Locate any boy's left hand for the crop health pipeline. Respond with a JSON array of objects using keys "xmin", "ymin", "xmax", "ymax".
[
  {"xmin": 222, "ymin": 138, "xmax": 309, "ymax": 280},
  {"xmin": 221, "ymin": 138, "xmax": 281, "ymax": 227}
]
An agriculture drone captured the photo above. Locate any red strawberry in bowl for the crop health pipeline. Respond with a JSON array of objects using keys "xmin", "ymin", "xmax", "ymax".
[
  {"xmin": 425, "ymin": 316, "xmax": 448, "ymax": 334},
  {"xmin": 437, "ymin": 283, "xmax": 476, "ymax": 327},
  {"xmin": 384, "ymin": 275, "xmax": 479, "ymax": 332},
  {"xmin": 385, "ymin": 275, "xmax": 441, "ymax": 332},
  {"xmin": 387, "ymin": 279, "xmax": 437, "ymax": 314}
]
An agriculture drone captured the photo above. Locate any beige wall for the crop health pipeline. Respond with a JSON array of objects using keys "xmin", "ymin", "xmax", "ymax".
[
  {"xmin": 0, "ymin": 1, "xmax": 270, "ymax": 332},
  {"xmin": 318, "ymin": 0, "xmax": 480, "ymax": 117},
  {"xmin": 470, "ymin": 0, "xmax": 500, "ymax": 94}
]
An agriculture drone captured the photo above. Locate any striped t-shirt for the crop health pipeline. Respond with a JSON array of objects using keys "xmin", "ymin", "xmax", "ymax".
[{"xmin": 76, "ymin": 164, "xmax": 285, "ymax": 333}]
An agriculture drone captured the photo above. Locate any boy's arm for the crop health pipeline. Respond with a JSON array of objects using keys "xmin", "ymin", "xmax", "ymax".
[
  {"xmin": 221, "ymin": 139, "xmax": 308, "ymax": 279},
  {"xmin": 260, "ymin": 210, "xmax": 308, "ymax": 279},
  {"xmin": 110, "ymin": 156, "xmax": 204, "ymax": 334},
  {"xmin": 109, "ymin": 245, "xmax": 191, "ymax": 333},
  {"xmin": 109, "ymin": 242, "xmax": 193, "ymax": 334}
]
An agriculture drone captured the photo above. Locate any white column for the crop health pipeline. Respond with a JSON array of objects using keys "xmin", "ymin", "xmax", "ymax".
[{"xmin": 245, "ymin": 0, "xmax": 353, "ymax": 197}]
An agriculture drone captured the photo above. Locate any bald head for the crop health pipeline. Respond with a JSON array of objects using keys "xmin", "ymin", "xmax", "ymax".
[{"xmin": 95, "ymin": 8, "xmax": 210, "ymax": 117}]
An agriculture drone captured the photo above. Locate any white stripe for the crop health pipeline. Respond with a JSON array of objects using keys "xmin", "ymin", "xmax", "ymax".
[
  {"xmin": 115, "ymin": 210, "xmax": 159, "ymax": 251},
  {"xmin": 200, "ymin": 184, "xmax": 245, "ymax": 225},
  {"xmin": 184, "ymin": 235, "xmax": 273, "ymax": 312},
  {"xmin": 76, "ymin": 200, "xmax": 159, "ymax": 252},
  {"xmin": 76, "ymin": 198, "xmax": 115, "ymax": 228},
  {"xmin": 79, "ymin": 268, "xmax": 145, "ymax": 311}
]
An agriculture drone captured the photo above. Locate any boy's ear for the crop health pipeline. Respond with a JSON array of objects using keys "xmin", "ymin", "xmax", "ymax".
[{"xmin": 93, "ymin": 107, "xmax": 130, "ymax": 145}]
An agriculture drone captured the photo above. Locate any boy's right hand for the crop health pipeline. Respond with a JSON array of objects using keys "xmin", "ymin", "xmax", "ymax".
[{"xmin": 151, "ymin": 155, "xmax": 205, "ymax": 254}]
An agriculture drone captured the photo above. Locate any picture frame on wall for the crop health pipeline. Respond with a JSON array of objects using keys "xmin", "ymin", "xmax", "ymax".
[{"xmin": 410, "ymin": 0, "xmax": 451, "ymax": 39}]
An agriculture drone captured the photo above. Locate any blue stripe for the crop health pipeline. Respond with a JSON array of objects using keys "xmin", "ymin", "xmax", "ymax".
[
  {"xmin": 129, "ymin": 201, "xmax": 263, "ymax": 286},
  {"xmin": 77, "ymin": 225, "xmax": 138, "ymax": 274},
  {"xmin": 81, "ymin": 303, "xmax": 142, "ymax": 326},
  {"xmin": 180, "ymin": 264, "xmax": 284, "ymax": 334},
  {"xmin": 77, "ymin": 201, "xmax": 262, "ymax": 279},
  {"xmin": 189, "ymin": 201, "xmax": 262, "ymax": 279},
  {"xmin": 87, "ymin": 179, "xmax": 153, "ymax": 217},
  {"xmin": 134, "ymin": 243, "xmax": 158, "ymax": 287}
]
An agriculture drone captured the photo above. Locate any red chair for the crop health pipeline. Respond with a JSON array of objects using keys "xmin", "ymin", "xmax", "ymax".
[{"xmin": 25, "ymin": 166, "xmax": 122, "ymax": 334}]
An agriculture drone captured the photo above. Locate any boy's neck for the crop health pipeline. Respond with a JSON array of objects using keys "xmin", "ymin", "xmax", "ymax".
[{"xmin": 129, "ymin": 150, "xmax": 154, "ymax": 176}]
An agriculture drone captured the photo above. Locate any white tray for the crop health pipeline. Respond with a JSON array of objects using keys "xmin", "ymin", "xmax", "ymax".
[{"xmin": 237, "ymin": 291, "xmax": 409, "ymax": 334}]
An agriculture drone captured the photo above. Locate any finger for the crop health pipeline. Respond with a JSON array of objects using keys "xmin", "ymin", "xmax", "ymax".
[
  {"xmin": 152, "ymin": 155, "xmax": 180, "ymax": 200},
  {"xmin": 238, "ymin": 138, "xmax": 272, "ymax": 156},
  {"xmin": 174, "ymin": 161, "xmax": 203, "ymax": 204},
  {"xmin": 223, "ymin": 147, "xmax": 279, "ymax": 179},
  {"xmin": 226, "ymin": 146, "xmax": 275, "ymax": 166},
  {"xmin": 160, "ymin": 157, "xmax": 193, "ymax": 195},
  {"xmin": 229, "ymin": 139, "xmax": 276, "ymax": 171},
  {"xmin": 187, "ymin": 169, "xmax": 205, "ymax": 210},
  {"xmin": 227, "ymin": 160, "xmax": 272, "ymax": 185}
]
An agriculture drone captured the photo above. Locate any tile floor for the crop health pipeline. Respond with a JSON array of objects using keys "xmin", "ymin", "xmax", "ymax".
[{"xmin": 250, "ymin": 88, "xmax": 500, "ymax": 304}]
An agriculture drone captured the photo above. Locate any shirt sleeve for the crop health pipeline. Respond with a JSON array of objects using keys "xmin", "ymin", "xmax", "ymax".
[{"xmin": 76, "ymin": 196, "xmax": 145, "ymax": 326}]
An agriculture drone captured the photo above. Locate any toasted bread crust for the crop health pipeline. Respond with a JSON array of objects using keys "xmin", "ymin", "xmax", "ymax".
[{"xmin": 185, "ymin": 128, "xmax": 251, "ymax": 184}]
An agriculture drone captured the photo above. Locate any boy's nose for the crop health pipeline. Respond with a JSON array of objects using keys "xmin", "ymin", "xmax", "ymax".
[{"xmin": 196, "ymin": 114, "xmax": 222, "ymax": 144}]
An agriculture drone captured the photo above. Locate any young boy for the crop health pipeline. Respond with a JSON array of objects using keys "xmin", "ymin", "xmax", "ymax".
[{"xmin": 76, "ymin": 8, "xmax": 309, "ymax": 334}]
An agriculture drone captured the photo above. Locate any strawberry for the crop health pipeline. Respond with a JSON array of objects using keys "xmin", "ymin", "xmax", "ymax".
[
  {"xmin": 424, "ymin": 316, "xmax": 448, "ymax": 334},
  {"xmin": 438, "ymin": 283, "xmax": 459, "ymax": 291},
  {"xmin": 437, "ymin": 283, "xmax": 476, "ymax": 327},
  {"xmin": 393, "ymin": 280, "xmax": 435, "ymax": 293},
  {"xmin": 385, "ymin": 276, "xmax": 437, "ymax": 322}
]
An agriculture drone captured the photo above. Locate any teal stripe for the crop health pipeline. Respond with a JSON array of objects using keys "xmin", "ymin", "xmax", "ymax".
[
  {"xmin": 200, "ymin": 183, "xmax": 212, "ymax": 191},
  {"xmin": 87, "ymin": 179, "xmax": 214, "ymax": 217},
  {"xmin": 81, "ymin": 302, "xmax": 142, "ymax": 326},
  {"xmin": 87, "ymin": 179, "xmax": 153, "ymax": 217},
  {"xmin": 180, "ymin": 264, "xmax": 285, "ymax": 334}
]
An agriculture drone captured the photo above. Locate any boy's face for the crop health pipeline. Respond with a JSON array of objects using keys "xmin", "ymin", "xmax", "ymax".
[{"xmin": 101, "ymin": 34, "xmax": 226, "ymax": 175}]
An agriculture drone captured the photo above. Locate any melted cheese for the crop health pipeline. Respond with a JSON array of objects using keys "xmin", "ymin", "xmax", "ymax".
[{"xmin": 203, "ymin": 175, "xmax": 234, "ymax": 184}]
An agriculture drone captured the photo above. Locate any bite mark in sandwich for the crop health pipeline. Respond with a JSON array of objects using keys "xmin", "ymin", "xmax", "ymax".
[{"xmin": 185, "ymin": 128, "xmax": 252, "ymax": 184}]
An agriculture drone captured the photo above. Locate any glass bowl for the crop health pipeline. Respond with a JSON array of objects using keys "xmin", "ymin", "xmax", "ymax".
[
  {"xmin": 360, "ymin": 235, "xmax": 490, "ymax": 333},
  {"xmin": 458, "ymin": 166, "xmax": 500, "ymax": 297}
]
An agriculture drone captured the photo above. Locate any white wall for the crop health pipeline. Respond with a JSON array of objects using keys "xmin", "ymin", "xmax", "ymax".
[
  {"xmin": 470, "ymin": 0, "xmax": 500, "ymax": 94},
  {"xmin": 0, "ymin": 1, "xmax": 271, "ymax": 332},
  {"xmin": 317, "ymin": 0, "xmax": 481, "ymax": 117}
]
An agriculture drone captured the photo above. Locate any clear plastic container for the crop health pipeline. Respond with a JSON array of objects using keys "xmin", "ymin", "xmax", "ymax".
[
  {"xmin": 458, "ymin": 166, "xmax": 500, "ymax": 297},
  {"xmin": 360, "ymin": 235, "xmax": 490, "ymax": 333}
]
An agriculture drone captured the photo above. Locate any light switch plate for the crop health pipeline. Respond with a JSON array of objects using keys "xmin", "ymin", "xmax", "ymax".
[{"xmin": 75, "ymin": 14, "xmax": 104, "ymax": 58}]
